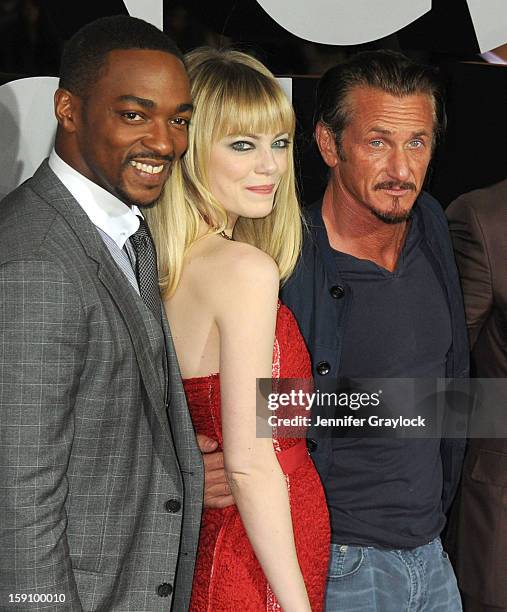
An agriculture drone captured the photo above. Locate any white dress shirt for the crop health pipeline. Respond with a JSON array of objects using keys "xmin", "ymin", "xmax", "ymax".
[
  {"xmin": 48, "ymin": 149, "xmax": 141, "ymax": 292},
  {"xmin": 48, "ymin": 149, "xmax": 142, "ymax": 247}
]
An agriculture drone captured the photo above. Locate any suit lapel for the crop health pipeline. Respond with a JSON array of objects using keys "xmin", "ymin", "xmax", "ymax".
[
  {"xmin": 29, "ymin": 161, "xmax": 175, "ymax": 445},
  {"xmin": 95, "ymin": 264, "xmax": 170, "ymax": 432}
]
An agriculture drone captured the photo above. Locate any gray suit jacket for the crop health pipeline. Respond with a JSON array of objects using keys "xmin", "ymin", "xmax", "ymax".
[{"xmin": 0, "ymin": 161, "xmax": 203, "ymax": 611}]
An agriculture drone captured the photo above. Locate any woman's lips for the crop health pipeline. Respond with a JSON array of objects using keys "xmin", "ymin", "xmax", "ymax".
[{"xmin": 245, "ymin": 184, "xmax": 275, "ymax": 195}]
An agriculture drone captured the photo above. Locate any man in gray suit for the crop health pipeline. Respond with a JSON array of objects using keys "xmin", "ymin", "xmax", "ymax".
[{"xmin": 0, "ymin": 16, "xmax": 203, "ymax": 611}]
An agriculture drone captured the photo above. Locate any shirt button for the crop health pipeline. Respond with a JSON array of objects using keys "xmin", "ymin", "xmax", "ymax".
[
  {"xmin": 157, "ymin": 583, "xmax": 173, "ymax": 597},
  {"xmin": 316, "ymin": 361, "xmax": 331, "ymax": 376},
  {"xmin": 165, "ymin": 499, "xmax": 181, "ymax": 513},
  {"xmin": 330, "ymin": 285, "xmax": 345, "ymax": 299}
]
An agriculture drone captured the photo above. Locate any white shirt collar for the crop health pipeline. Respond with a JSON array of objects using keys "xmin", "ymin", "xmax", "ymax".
[{"xmin": 48, "ymin": 149, "xmax": 142, "ymax": 248}]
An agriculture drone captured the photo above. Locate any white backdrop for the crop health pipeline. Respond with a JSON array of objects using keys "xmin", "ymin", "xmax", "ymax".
[
  {"xmin": 0, "ymin": 0, "xmax": 505, "ymax": 200},
  {"xmin": 0, "ymin": 77, "xmax": 58, "ymax": 200}
]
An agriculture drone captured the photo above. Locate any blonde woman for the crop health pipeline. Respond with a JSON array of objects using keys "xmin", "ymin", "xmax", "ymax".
[{"xmin": 147, "ymin": 48, "xmax": 329, "ymax": 611}]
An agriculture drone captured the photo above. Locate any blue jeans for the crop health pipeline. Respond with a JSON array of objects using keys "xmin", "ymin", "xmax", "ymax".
[{"xmin": 325, "ymin": 537, "xmax": 462, "ymax": 611}]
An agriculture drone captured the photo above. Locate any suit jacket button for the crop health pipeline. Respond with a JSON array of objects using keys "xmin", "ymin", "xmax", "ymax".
[
  {"xmin": 330, "ymin": 285, "xmax": 345, "ymax": 299},
  {"xmin": 165, "ymin": 499, "xmax": 181, "ymax": 513},
  {"xmin": 316, "ymin": 361, "xmax": 331, "ymax": 376},
  {"xmin": 157, "ymin": 583, "xmax": 173, "ymax": 597}
]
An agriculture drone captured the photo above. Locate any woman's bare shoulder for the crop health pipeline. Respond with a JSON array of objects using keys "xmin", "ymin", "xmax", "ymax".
[
  {"xmin": 189, "ymin": 236, "xmax": 278, "ymax": 282},
  {"xmin": 226, "ymin": 240, "xmax": 278, "ymax": 273},
  {"xmin": 192, "ymin": 237, "xmax": 279, "ymax": 313},
  {"xmin": 220, "ymin": 240, "xmax": 279, "ymax": 288}
]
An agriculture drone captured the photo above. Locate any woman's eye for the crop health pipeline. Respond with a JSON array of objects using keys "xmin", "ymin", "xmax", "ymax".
[
  {"xmin": 272, "ymin": 138, "xmax": 290, "ymax": 149},
  {"xmin": 230, "ymin": 141, "xmax": 254, "ymax": 151}
]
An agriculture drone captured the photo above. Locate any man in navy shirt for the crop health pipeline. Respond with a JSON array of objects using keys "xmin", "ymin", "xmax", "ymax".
[
  {"xmin": 201, "ymin": 50, "xmax": 468, "ymax": 611},
  {"xmin": 281, "ymin": 50, "xmax": 468, "ymax": 611}
]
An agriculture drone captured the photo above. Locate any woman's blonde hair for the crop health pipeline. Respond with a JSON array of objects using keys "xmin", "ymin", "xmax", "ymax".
[{"xmin": 146, "ymin": 47, "xmax": 303, "ymax": 297}]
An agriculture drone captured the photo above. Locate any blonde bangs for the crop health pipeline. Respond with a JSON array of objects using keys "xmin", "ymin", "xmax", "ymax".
[
  {"xmin": 147, "ymin": 47, "xmax": 303, "ymax": 297},
  {"xmin": 211, "ymin": 80, "xmax": 294, "ymax": 142}
]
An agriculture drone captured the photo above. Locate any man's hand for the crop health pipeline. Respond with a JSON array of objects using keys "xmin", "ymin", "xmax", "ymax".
[{"xmin": 196, "ymin": 433, "xmax": 234, "ymax": 509}]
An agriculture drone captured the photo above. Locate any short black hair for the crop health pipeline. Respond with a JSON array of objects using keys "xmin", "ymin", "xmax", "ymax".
[
  {"xmin": 59, "ymin": 15, "xmax": 183, "ymax": 97},
  {"xmin": 314, "ymin": 50, "xmax": 446, "ymax": 154}
]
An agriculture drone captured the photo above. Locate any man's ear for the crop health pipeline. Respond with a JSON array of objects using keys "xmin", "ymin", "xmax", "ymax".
[
  {"xmin": 315, "ymin": 121, "xmax": 340, "ymax": 168},
  {"xmin": 54, "ymin": 88, "xmax": 80, "ymax": 133}
]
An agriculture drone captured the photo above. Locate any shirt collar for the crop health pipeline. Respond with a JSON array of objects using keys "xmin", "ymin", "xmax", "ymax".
[{"xmin": 48, "ymin": 149, "xmax": 142, "ymax": 248}]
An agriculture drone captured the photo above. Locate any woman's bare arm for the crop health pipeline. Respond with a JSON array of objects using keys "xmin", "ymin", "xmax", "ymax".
[{"xmin": 212, "ymin": 244, "xmax": 311, "ymax": 612}]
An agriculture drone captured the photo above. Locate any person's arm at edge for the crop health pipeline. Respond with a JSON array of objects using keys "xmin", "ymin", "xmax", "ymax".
[
  {"xmin": 0, "ymin": 259, "xmax": 86, "ymax": 610},
  {"xmin": 446, "ymin": 195, "xmax": 493, "ymax": 348}
]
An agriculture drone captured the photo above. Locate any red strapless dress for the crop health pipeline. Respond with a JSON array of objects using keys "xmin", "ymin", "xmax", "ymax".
[{"xmin": 184, "ymin": 302, "xmax": 330, "ymax": 611}]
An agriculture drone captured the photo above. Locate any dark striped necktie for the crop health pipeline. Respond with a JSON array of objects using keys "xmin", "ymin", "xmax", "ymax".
[{"xmin": 129, "ymin": 218, "xmax": 161, "ymax": 322}]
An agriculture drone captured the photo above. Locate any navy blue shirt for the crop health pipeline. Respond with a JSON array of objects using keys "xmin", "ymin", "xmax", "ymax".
[
  {"xmin": 281, "ymin": 194, "xmax": 469, "ymax": 549},
  {"xmin": 337, "ymin": 214, "xmax": 451, "ymax": 379},
  {"xmin": 328, "ymin": 214, "xmax": 451, "ymax": 547}
]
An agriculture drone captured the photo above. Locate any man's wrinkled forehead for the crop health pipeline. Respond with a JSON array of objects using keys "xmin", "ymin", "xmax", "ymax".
[{"xmin": 342, "ymin": 85, "xmax": 437, "ymax": 134}]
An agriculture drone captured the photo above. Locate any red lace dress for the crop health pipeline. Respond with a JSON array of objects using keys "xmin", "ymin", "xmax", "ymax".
[{"xmin": 184, "ymin": 302, "xmax": 330, "ymax": 611}]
